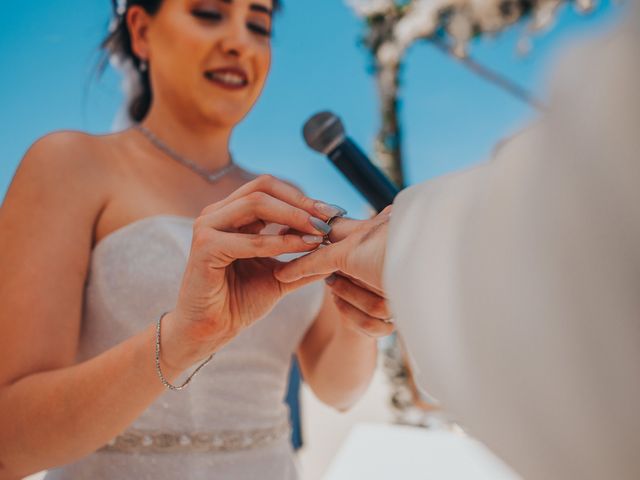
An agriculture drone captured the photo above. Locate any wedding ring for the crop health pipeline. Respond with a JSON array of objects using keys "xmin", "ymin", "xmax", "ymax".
[
  {"xmin": 326, "ymin": 215, "xmax": 344, "ymax": 228},
  {"xmin": 322, "ymin": 214, "xmax": 345, "ymax": 245}
]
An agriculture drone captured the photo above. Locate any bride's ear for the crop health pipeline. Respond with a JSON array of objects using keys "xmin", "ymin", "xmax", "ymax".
[{"xmin": 126, "ymin": 5, "xmax": 152, "ymax": 64}]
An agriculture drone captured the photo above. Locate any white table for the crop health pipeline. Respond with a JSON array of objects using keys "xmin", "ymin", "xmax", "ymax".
[{"xmin": 322, "ymin": 423, "xmax": 521, "ymax": 480}]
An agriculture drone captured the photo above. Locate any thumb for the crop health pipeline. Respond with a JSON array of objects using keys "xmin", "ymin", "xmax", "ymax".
[{"xmin": 278, "ymin": 273, "xmax": 329, "ymax": 295}]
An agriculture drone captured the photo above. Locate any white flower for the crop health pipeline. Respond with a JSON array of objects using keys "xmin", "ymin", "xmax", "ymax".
[
  {"xmin": 531, "ymin": 0, "xmax": 563, "ymax": 32},
  {"xmin": 394, "ymin": 0, "xmax": 452, "ymax": 49},
  {"xmin": 348, "ymin": 0, "xmax": 396, "ymax": 17},
  {"xmin": 346, "ymin": 0, "xmax": 598, "ymax": 58},
  {"xmin": 116, "ymin": 0, "xmax": 127, "ymax": 16},
  {"xmin": 448, "ymin": 11, "xmax": 473, "ymax": 57},
  {"xmin": 575, "ymin": 0, "xmax": 596, "ymax": 13}
]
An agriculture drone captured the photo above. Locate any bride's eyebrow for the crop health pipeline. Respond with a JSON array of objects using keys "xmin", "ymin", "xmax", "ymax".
[
  {"xmin": 218, "ymin": 0, "xmax": 273, "ymax": 16},
  {"xmin": 249, "ymin": 4, "xmax": 272, "ymax": 16}
]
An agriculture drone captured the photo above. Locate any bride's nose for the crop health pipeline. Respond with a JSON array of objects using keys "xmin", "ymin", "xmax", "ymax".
[{"xmin": 218, "ymin": 21, "xmax": 251, "ymax": 58}]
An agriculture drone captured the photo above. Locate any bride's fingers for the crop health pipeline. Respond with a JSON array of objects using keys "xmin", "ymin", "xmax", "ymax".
[
  {"xmin": 274, "ymin": 243, "xmax": 345, "ymax": 283},
  {"xmin": 201, "ymin": 175, "xmax": 336, "ymax": 221},
  {"xmin": 239, "ymin": 222, "xmax": 289, "ymax": 236},
  {"xmin": 283, "ymin": 216, "xmax": 377, "ymax": 242},
  {"xmin": 206, "ymin": 231, "xmax": 324, "ymax": 266},
  {"xmin": 198, "ymin": 192, "xmax": 332, "ymax": 236},
  {"xmin": 238, "ymin": 220, "xmax": 267, "ymax": 235}
]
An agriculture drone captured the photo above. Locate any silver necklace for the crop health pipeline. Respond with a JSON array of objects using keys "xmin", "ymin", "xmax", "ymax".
[{"xmin": 135, "ymin": 124, "xmax": 237, "ymax": 183}]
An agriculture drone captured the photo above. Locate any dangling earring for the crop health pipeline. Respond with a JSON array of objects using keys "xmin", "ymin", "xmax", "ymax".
[{"xmin": 139, "ymin": 60, "xmax": 148, "ymax": 73}]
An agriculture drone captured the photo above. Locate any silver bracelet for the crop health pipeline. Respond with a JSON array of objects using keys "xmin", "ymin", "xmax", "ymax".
[{"xmin": 155, "ymin": 312, "xmax": 214, "ymax": 391}]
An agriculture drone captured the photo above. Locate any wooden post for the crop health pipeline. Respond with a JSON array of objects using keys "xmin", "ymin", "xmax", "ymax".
[{"xmin": 373, "ymin": 61, "xmax": 405, "ymax": 188}]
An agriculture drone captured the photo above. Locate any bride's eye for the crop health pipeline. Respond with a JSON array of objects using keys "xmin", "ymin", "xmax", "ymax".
[
  {"xmin": 192, "ymin": 9, "xmax": 223, "ymax": 21},
  {"xmin": 247, "ymin": 23, "xmax": 271, "ymax": 37}
]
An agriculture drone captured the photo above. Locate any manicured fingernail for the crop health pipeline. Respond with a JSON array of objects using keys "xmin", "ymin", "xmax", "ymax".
[
  {"xmin": 309, "ymin": 216, "xmax": 332, "ymax": 235},
  {"xmin": 302, "ymin": 235, "xmax": 324, "ymax": 245},
  {"xmin": 315, "ymin": 202, "xmax": 347, "ymax": 218},
  {"xmin": 325, "ymin": 273, "xmax": 337, "ymax": 285},
  {"xmin": 330, "ymin": 204, "xmax": 348, "ymax": 216}
]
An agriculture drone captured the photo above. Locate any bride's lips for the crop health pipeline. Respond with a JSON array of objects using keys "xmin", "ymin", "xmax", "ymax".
[{"xmin": 204, "ymin": 67, "xmax": 249, "ymax": 90}]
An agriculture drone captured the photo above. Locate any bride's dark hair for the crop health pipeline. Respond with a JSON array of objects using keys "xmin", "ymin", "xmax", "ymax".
[{"xmin": 101, "ymin": 0, "xmax": 281, "ymax": 123}]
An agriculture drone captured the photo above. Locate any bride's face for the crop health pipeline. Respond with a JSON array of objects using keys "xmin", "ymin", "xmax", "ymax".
[{"xmin": 135, "ymin": 0, "xmax": 274, "ymax": 127}]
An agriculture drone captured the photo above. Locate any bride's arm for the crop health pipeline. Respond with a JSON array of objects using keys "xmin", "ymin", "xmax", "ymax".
[
  {"xmin": 296, "ymin": 282, "xmax": 390, "ymax": 411},
  {"xmin": 0, "ymin": 133, "xmax": 192, "ymax": 478}
]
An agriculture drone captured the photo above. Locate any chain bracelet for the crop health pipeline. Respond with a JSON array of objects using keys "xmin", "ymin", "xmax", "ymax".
[{"xmin": 155, "ymin": 312, "xmax": 214, "ymax": 391}]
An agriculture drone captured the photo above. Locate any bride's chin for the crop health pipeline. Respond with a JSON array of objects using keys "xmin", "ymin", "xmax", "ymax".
[{"xmin": 198, "ymin": 105, "xmax": 250, "ymax": 128}]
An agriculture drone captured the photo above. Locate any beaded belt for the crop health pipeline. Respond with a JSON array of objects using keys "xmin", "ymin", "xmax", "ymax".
[{"xmin": 100, "ymin": 421, "xmax": 291, "ymax": 454}]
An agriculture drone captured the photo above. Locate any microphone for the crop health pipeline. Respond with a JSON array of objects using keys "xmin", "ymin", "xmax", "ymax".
[{"xmin": 303, "ymin": 112, "xmax": 399, "ymax": 213}]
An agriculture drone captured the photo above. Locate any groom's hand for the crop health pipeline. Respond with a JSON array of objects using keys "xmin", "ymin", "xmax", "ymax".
[
  {"xmin": 325, "ymin": 272, "xmax": 395, "ymax": 337},
  {"xmin": 275, "ymin": 208, "xmax": 391, "ymax": 292}
]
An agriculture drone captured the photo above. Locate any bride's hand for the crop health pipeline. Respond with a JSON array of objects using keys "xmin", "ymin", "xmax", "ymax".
[{"xmin": 162, "ymin": 176, "xmax": 335, "ymax": 370}]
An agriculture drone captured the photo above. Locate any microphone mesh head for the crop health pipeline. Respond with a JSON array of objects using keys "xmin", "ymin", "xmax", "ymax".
[{"xmin": 303, "ymin": 111, "xmax": 346, "ymax": 155}]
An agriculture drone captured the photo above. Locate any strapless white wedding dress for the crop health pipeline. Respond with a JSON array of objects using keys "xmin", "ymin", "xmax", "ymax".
[{"xmin": 44, "ymin": 215, "xmax": 324, "ymax": 480}]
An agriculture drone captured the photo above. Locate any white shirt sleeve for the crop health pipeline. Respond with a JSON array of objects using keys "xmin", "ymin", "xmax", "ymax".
[{"xmin": 384, "ymin": 9, "xmax": 640, "ymax": 480}]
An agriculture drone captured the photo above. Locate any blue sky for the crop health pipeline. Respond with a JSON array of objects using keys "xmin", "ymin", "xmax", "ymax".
[{"xmin": 0, "ymin": 0, "xmax": 622, "ymax": 217}]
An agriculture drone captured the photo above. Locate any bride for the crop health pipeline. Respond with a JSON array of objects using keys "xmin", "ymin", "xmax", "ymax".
[{"xmin": 0, "ymin": 0, "xmax": 395, "ymax": 478}]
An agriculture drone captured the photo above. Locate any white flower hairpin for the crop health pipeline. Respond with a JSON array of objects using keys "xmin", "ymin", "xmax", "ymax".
[
  {"xmin": 116, "ymin": 0, "xmax": 128, "ymax": 16},
  {"xmin": 109, "ymin": 0, "xmax": 128, "ymax": 33}
]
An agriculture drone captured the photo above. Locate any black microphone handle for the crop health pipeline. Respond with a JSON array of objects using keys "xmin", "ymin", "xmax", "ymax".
[{"xmin": 328, "ymin": 138, "xmax": 399, "ymax": 213}]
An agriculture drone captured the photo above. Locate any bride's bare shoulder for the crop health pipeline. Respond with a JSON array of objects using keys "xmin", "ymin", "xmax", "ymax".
[
  {"xmin": 24, "ymin": 129, "xmax": 121, "ymax": 165},
  {"xmin": 19, "ymin": 129, "xmax": 124, "ymax": 182},
  {"xmin": 6, "ymin": 130, "xmax": 124, "ymax": 219}
]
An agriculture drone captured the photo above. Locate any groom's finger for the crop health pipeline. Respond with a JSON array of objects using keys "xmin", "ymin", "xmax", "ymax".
[
  {"xmin": 332, "ymin": 297, "xmax": 395, "ymax": 338},
  {"xmin": 326, "ymin": 217, "xmax": 361, "ymax": 243},
  {"xmin": 327, "ymin": 210, "xmax": 391, "ymax": 244},
  {"xmin": 278, "ymin": 273, "xmax": 329, "ymax": 295},
  {"xmin": 207, "ymin": 232, "xmax": 323, "ymax": 268},
  {"xmin": 274, "ymin": 244, "xmax": 346, "ymax": 283},
  {"xmin": 336, "ymin": 271, "xmax": 386, "ymax": 298},
  {"xmin": 327, "ymin": 274, "xmax": 389, "ymax": 320}
]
